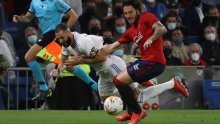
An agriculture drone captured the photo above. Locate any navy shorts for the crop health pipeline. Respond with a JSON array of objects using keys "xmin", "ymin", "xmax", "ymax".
[
  {"xmin": 37, "ymin": 30, "xmax": 55, "ymax": 47},
  {"xmin": 127, "ymin": 60, "xmax": 165, "ymax": 83}
]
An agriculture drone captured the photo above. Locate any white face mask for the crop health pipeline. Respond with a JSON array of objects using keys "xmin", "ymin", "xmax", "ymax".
[
  {"xmin": 116, "ymin": 26, "xmax": 126, "ymax": 34},
  {"xmin": 146, "ymin": 0, "xmax": 155, "ymax": 3},
  {"xmin": 191, "ymin": 53, "xmax": 200, "ymax": 62},
  {"xmin": 167, "ymin": 22, "xmax": 177, "ymax": 30},
  {"xmin": 205, "ymin": 33, "xmax": 216, "ymax": 42},
  {"xmin": 28, "ymin": 35, "xmax": 38, "ymax": 45},
  {"xmin": 103, "ymin": 0, "xmax": 112, "ymax": 4}
]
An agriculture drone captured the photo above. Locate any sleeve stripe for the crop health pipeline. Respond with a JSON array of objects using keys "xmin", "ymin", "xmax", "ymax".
[
  {"xmin": 64, "ymin": 8, "xmax": 71, "ymax": 14},
  {"xmin": 28, "ymin": 10, "xmax": 34, "ymax": 14}
]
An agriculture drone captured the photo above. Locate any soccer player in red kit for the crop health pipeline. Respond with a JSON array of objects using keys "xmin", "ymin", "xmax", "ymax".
[{"xmin": 102, "ymin": 1, "xmax": 188, "ymax": 124}]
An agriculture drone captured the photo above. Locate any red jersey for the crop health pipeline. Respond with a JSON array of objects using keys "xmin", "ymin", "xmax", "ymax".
[
  {"xmin": 118, "ymin": 12, "xmax": 166, "ymax": 64},
  {"xmin": 183, "ymin": 59, "xmax": 207, "ymax": 66}
]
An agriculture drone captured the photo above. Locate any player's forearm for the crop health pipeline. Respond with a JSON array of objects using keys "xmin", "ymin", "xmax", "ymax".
[
  {"xmin": 150, "ymin": 22, "xmax": 167, "ymax": 41},
  {"xmin": 66, "ymin": 9, "xmax": 78, "ymax": 28},
  {"xmin": 18, "ymin": 15, "xmax": 32, "ymax": 22},
  {"xmin": 77, "ymin": 57, "xmax": 105, "ymax": 65},
  {"xmin": 102, "ymin": 41, "xmax": 121, "ymax": 55},
  {"xmin": 59, "ymin": 55, "xmax": 68, "ymax": 69}
]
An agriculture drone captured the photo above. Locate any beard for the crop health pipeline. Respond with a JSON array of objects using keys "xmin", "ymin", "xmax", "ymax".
[{"xmin": 62, "ymin": 37, "xmax": 71, "ymax": 48}]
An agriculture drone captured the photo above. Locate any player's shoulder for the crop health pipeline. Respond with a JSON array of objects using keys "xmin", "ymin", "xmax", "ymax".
[{"xmin": 140, "ymin": 12, "xmax": 155, "ymax": 17}]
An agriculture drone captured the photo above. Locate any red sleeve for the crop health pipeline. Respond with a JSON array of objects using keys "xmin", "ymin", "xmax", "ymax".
[
  {"xmin": 142, "ymin": 12, "xmax": 159, "ymax": 27},
  {"xmin": 118, "ymin": 29, "xmax": 132, "ymax": 43}
]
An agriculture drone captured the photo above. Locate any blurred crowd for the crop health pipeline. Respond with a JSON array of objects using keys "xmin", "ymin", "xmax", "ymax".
[{"xmin": 0, "ymin": 0, "xmax": 219, "ymax": 109}]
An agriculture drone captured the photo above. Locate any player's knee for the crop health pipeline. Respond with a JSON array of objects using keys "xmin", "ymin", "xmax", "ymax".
[{"xmin": 113, "ymin": 76, "xmax": 126, "ymax": 86}]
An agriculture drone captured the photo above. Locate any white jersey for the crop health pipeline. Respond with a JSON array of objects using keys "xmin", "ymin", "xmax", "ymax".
[{"xmin": 62, "ymin": 32, "xmax": 112, "ymax": 71}]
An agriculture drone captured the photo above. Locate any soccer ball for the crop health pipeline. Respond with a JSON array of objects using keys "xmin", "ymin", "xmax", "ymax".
[{"xmin": 104, "ymin": 96, "xmax": 123, "ymax": 115}]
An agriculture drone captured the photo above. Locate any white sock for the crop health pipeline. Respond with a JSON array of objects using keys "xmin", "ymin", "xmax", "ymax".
[{"xmin": 137, "ymin": 78, "xmax": 174, "ymax": 103}]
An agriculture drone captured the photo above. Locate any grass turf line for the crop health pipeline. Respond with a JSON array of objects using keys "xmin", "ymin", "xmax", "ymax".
[{"xmin": 0, "ymin": 110, "xmax": 220, "ymax": 124}]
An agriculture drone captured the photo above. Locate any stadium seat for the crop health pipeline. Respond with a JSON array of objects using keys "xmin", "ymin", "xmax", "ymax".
[
  {"xmin": 203, "ymin": 80, "xmax": 220, "ymax": 109},
  {"xmin": 0, "ymin": 93, "xmax": 5, "ymax": 110}
]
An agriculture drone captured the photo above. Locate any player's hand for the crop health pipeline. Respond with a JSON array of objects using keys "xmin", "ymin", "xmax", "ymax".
[
  {"xmin": 13, "ymin": 15, "xmax": 20, "ymax": 23},
  {"xmin": 50, "ymin": 69, "xmax": 59, "ymax": 77},
  {"xmin": 64, "ymin": 57, "xmax": 80, "ymax": 66},
  {"xmin": 143, "ymin": 39, "xmax": 153, "ymax": 49},
  {"xmin": 65, "ymin": 65, "xmax": 74, "ymax": 72}
]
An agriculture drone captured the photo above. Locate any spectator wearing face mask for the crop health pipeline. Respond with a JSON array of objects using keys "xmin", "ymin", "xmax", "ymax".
[
  {"xmin": 113, "ymin": 17, "xmax": 126, "ymax": 41},
  {"xmin": 16, "ymin": 26, "xmax": 39, "ymax": 67},
  {"xmin": 25, "ymin": 26, "xmax": 39, "ymax": 47},
  {"xmin": 171, "ymin": 28, "xmax": 189, "ymax": 63},
  {"xmin": 163, "ymin": 39, "xmax": 182, "ymax": 65},
  {"xmin": 162, "ymin": 12, "xmax": 179, "ymax": 39},
  {"xmin": 199, "ymin": 25, "xmax": 220, "ymax": 65},
  {"xmin": 183, "ymin": 43, "xmax": 206, "ymax": 66},
  {"xmin": 143, "ymin": 0, "xmax": 168, "ymax": 20},
  {"xmin": 202, "ymin": 5, "xmax": 220, "ymax": 39},
  {"xmin": 113, "ymin": 17, "xmax": 131, "ymax": 55}
]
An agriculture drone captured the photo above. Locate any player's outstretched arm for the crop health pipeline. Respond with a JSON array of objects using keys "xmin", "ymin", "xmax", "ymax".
[
  {"xmin": 66, "ymin": 9, "xmax": 78, "ymax": 28},
  {"xmin": 13, "ymin": 12, "xmax": 34, "ymax": 23},
  {"xmin": 102, "ymin": 41, "xmax": 121, "ymax": 55}
]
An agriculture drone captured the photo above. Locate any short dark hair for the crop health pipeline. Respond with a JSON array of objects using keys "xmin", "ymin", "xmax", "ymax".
[
  {"xmin": 122, "ymin": 0, "xmax": 141, "ymax": 11},
  {"xmin": 55, "ymin": 23, "xmax": 68, "ymax": 33}
]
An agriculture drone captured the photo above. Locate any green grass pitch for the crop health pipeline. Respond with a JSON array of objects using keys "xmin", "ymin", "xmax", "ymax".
[{"xmin": 0, "ymin": 110, "xmax": 220, "ymax": 124}]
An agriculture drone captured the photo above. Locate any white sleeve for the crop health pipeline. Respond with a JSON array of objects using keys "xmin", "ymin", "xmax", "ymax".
[
  {"xmin": 79, "ymin": 37, "xmax": 99, "ymax": 58},
  {"xmin": 61, "ymin": 47, "xmax": 70, "ymax": 56}
]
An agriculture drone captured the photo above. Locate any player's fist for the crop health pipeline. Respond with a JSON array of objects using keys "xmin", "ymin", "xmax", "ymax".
[
  {"xmin": 13, "ymin": 15, "xmax": 20, "ymax": 23},
  {"xmin": 143, "ymin": 39, "xmax": 153, "ymax": 49}
]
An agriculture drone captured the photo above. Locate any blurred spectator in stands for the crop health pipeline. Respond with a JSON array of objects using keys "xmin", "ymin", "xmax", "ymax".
[
  {"xmin": 135, "ymin": 0, "xmax": 147, "ymax": 13},
  {"xmin": 167, "ymin": 3, "xmax": 183, "ymax": 27},
  {"xmin": 163, "ymin": 39, "xmax": 182, "ymax": 65},
  {"xmin": 202, "ymin": 0, "xmax": 220, "ymax": 6},
  {"xmin": 105, "ymin": 0, "xmax": 124, "ymax": 32},
  {"xmin": 183, "ymin": 43, "xmax": 206, "ymax": 66},
  {"xmin": 16, "ymin": 26, "xmax": 39, "ymax": 67},
  {"xmin": 100, "ymin": 28, "xmax": 114, "ymax": 45},
  {"xmin": 63, "ymin": 0, "xmax": 82, "ymax": 32},
  {"xmin": 2, "ymin": 0, "xmax": 14, "ymax": 22},
  {"xmin": 0, "ymin": 29, "xmax": 16, "ymax": 68},
  {"xmin": 143, "ymin": 0, "xmax": 168, "ymax": 20},
  {"xmin": 202, "ymin": 6, "xmax": 220, "ymax": 40},
  {"xmin": 0, "ymin": 28, "xmax": 16, "ymax": 81},
  {"xmin": 64, "ymin": 0, "xmax": 82, "ymax": 16},
  {"xmin": 96, "ymin": 0, "xmax": 113, "ymax": 20},
  {"xmin": 0, "ymin": 54, "xmax": 10, "ymax": 109},
  {"xmin": 113, "ymin": 17, "xmax": 126, "ymax": 41},
  {"xmin": 171, "ymin": 28, "xmax": 189, "ymax": 63},
  {"xmin": 79, "ymin": 0, "xmax": 99, "ymax": 33},
  {"xmin": 162, "ymin": 12, "xmax": 179, "ymax": 39},
  {"xmin": 199, "ymin": 25, "xmax": 220, "ymax": 65},
  {"xmin": 0, "ymin": 3, "xmax": 5, "ymax": 27},
  {"xmin": 88, "ymin": 17, "xmax": 102, "ymax": 35},
  {"xmin": 183, "ymin": 0, "xmax": 208, "ymax": 36}
]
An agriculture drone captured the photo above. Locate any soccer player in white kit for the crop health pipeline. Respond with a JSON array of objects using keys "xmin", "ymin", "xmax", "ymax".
[{"xmin": 54, "ymin": 23, "xmax": 188, "ymax": 103}]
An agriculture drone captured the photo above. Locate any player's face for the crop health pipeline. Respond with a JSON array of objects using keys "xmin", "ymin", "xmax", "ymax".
[
  {"xmin": 123, "ymin": 5, "xmax": 139, "ymax": 24},
  {"xmin": 55, "ymin": 30, "xmax": 71, "ymax": 48}
]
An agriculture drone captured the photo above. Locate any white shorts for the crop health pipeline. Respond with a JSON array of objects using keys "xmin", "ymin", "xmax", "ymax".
[
  {"xmin": 98, "ymin": 55, "xmax": 126, "ymax": 97},
  {"xmin": 97, "ymin": 55, "xmax": 141, "ymax": 97}
]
